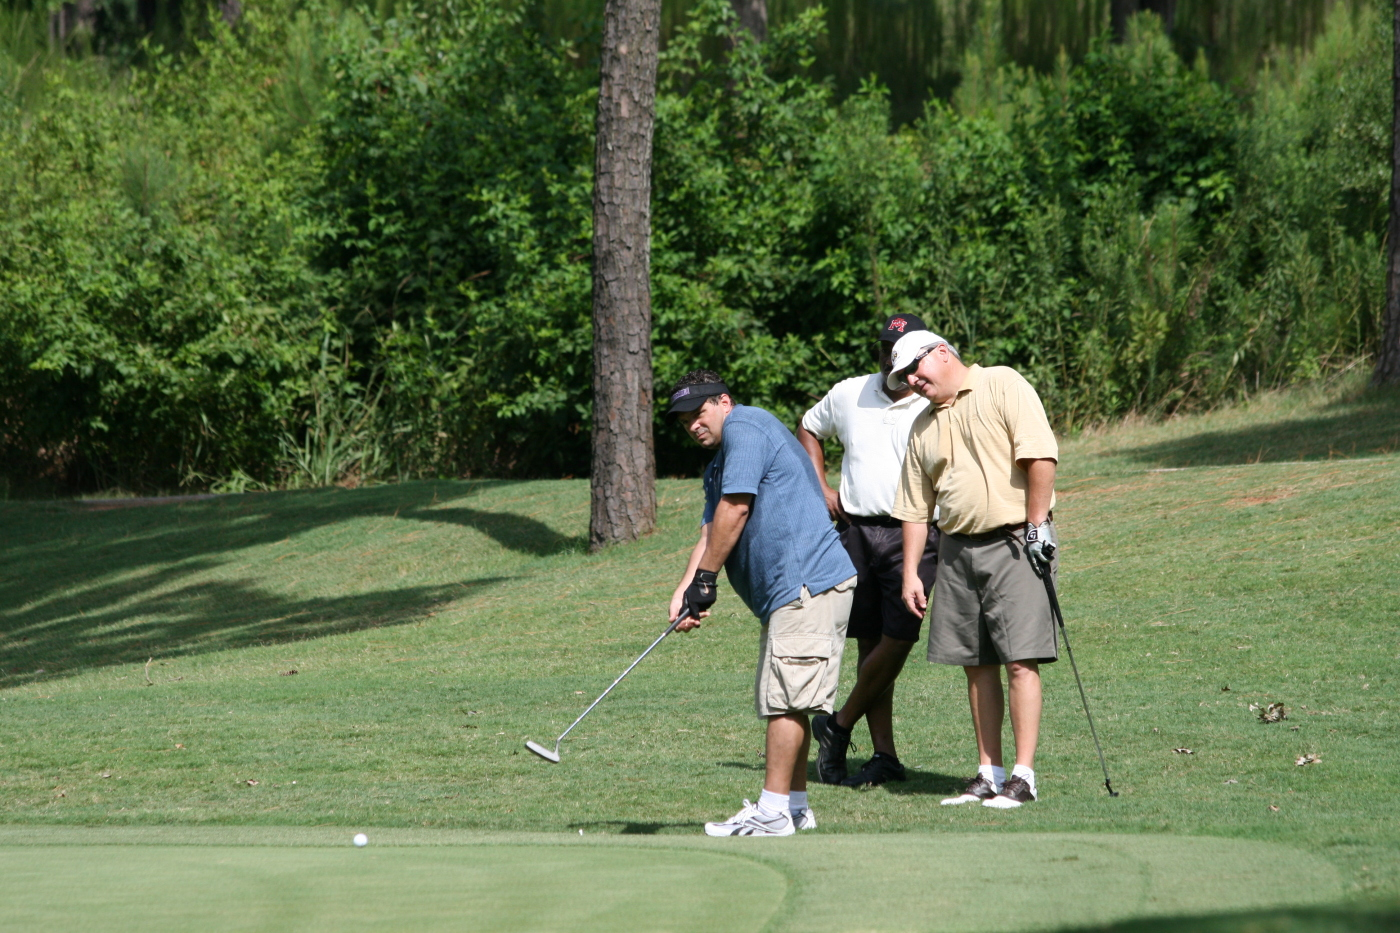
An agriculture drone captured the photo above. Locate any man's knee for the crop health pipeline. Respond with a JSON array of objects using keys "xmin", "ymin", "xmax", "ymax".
[
  {"xmin": 1007, "ymin": 660, "xmax": 1040, "ymax": 681},
  {"xmin": 880, "ymin": 635, "xmax": 916, "ymax": 659}
]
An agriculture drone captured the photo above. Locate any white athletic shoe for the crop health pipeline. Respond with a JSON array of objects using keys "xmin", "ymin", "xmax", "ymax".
[
  {"xmin": 792, "ymin": 807, "xmax": 817, "ymax": 830},
  {"xmin": 704, "ymin": 800, "xmax": 796, "ymax": 837}
]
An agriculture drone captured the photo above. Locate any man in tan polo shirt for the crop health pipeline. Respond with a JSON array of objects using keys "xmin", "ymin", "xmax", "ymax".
[{"xmin": 887, "ymin": 330, "xmax": 1059, "ymax": 809}]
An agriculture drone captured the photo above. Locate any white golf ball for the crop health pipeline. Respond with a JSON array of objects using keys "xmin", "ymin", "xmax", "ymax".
[{"xmin": 353, "ymin": 833, "xmax": 368, "ymax": 847}]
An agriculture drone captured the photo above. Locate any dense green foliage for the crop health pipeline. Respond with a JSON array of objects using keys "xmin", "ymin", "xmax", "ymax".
[{"xmin": 0, "ymin": 0, "xmax": 1391, "ymax": 491}]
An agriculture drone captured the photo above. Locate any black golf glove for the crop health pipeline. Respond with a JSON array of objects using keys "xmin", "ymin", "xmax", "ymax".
[
  {"xmin": 682, "ymin": 569, "xmax": 719, "ymax": 617},
  {"xmin": 1025, "ymin": 521, "xmax": 1056, "ymax": 575}
]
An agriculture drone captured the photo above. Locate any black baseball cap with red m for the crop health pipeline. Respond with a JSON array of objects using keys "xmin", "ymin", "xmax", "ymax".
[{"xmin": 880, "ymin": 314, "xmax": 927, "ymax": 342}]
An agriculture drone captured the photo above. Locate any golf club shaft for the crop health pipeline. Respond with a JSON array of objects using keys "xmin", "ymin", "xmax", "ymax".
[
  {"xmin": 1042, "ymin": 572, "xmax": 1117, "ymax": 796},
  {"xmin": 554, "ymin": 614, "xmax": 688, "ymax": 746}
]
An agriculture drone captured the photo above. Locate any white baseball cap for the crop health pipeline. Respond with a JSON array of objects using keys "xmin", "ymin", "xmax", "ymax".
[{"xmin": 887, "ymin": 330, "xmax": 956, "ymax": 389}]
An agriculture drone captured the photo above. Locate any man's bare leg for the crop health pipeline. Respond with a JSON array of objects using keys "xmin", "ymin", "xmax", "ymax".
[
  {"xmin": 766, "ymin": 713, "xmax": 809, "ymax": 794},
  {"xmin": 834, "ymin": 635, "xmax": 915, "ymax": 756},
  {"xmin": 964, "ymin": 664, "xmax": 1005, "ymax": 767},
  {"xmin": 1006, "ymin": 660, "xmax": 1041, "ymax": 769}
]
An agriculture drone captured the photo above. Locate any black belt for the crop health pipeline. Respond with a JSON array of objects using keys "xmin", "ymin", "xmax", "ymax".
[
  {"xmin": 949, "ymin": 513, "xmax": 1053, "ymax": 543},
  {"xmin": 846, "ymin": 514, "xmax": 903, "ymax": 529}
]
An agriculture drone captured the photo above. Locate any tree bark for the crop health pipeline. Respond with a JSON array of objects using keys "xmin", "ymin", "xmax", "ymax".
[
  {"xmin": 1110, "ymin": 0, "xmax": 1135, "ymax": 42},
  {"xmin": 590, "ymin": 0, "xmax": 660, "ymax": 550},
  {"xmin": 1376, "ymin": 0, "xmax": 1400, "ymax": 385},
  {"xmin": 730, "ymin": 0, "xmax": 767, "ymax": 43}
]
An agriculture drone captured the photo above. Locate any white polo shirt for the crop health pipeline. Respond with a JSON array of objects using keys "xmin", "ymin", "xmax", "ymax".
[{"xmin": 801, "ymin": 373, "xmax": 930, "ymax": 518}]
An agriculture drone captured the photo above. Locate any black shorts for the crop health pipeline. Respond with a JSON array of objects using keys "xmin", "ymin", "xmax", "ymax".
[{"xmin": 839, "ymin": 518, "xmax": 938, "ymax": 643}]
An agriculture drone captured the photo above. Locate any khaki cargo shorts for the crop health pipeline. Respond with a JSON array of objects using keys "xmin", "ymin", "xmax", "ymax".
[
  {"xmin": 928, "ymin": 525, "xmax": 1059, "ymax": 667},
  {"xmin": 754, "ymin": 576, "xmax": 856, "ymax": 719}
]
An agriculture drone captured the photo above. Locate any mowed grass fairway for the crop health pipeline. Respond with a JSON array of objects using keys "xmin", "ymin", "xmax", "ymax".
[{"xmin": 1, "ymin": 379, "xmax": 1397, "ymax": 931}]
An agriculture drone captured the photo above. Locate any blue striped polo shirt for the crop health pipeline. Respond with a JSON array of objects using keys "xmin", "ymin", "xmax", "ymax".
[{"xmin": 702, "ymin": 405, "xmax": 856, "ymax": 624}]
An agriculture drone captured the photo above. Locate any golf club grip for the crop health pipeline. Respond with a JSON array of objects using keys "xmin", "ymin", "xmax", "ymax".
[{"xmin": 554, "ymin": 612, "xmax": 693, "ymax": 745}]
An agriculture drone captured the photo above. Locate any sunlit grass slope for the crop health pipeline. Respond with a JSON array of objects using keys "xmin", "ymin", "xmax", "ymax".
[{"xmin": 0, "ymin": 377, "xmax": 1396, "ymax": 915}]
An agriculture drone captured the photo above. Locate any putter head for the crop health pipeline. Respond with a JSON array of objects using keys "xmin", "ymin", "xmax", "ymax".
[{"xmin": 525, "ymin": 739, "xmax": 560, "ymax": 763}]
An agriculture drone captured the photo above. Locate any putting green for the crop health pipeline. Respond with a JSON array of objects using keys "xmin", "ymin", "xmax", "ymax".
[
  {"xmin": 0, "ymin": 828, "xmax": 1344, "ymax": 932},
  {"xmin": 0, "ymin": 842, "xmax": 785, "ymax": 933}
]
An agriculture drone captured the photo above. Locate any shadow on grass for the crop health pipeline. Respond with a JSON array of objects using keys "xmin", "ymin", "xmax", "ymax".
[
  {"xmin": 569, "ymin": 821, "xmax": 705, "ymax": 835},
  {"xmin": 1104, "ymin": 391, "xmax": 1400, "ymax": 468},
  {"xmin": 0, "ymin": 479, "xmax": 574, "ymax": 687},
  {"xmin": 716, "ymin": 761, "xmax": 765, "ymax": 771},
  {"xmin": 407, "ymin": 507, "xmax": 585, "ymax": 556},
  {"xmin": 0, "ymin": 574, "xmax": 511, "ymax": 689},
  {"xmin": 877, "ymin": 768, "xmax": 966, "ymax": 796},
  {"xmin": 1063, "ymin": 906, "xmax": 1400, "ymax": 932}
]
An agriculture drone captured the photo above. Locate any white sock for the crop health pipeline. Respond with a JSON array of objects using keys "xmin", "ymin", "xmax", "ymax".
[
  {"xmin": 979, "ymin": 765, "xmax": 1006, "ymax": 790},
  {"xmin": 788, "ymin": 790, "xmax": 809, "ymax": 813},
  {"xmin": 757, "ymin": 789, "xmax": 790, "ymax": 818},
  {"xmin": 1011, "ymin": 764, "xmax": 1036, "ymax": 796}
]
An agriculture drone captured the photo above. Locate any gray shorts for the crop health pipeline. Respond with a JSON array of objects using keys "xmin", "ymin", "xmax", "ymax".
[
  {"xmin": 754, "ymin": 577, "xmax": 855, "ymax": 718},
  {"xmin": 928, "ymin": 525, "xmax": 1059, "ymax": 667}
]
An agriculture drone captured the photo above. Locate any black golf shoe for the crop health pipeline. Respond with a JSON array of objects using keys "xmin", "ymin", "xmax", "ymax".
[
  {"xmin": 983, "ymin": 774, "xmax": 1037, "ymax": 809},
  {"xmin": 840, "ymin": 752, "xmax": 907, "ymax": 788},
  {"xmin": 939, "ymin": 773, "xmax": 1000, "ymax": 806},
  {"xmin": 811, "ymin": 714, "xmax": 851, "ymax": 785}
]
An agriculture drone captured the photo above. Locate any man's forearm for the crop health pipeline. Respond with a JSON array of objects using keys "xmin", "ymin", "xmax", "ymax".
[
  {"xmin": 795, "ymin": 426, "xmax": 831, "ymax": 491},
  {"xmin": 679, "ymin": 527, "xmax": 709, "ymax": 585},
  {"xmin": 1024, "ymin": 458, "xmax": 1057, "ymax": 525},
  {"xmin": 901, "ymin": 521, "xmax": 929, "ymax": 580},
  {"xmin": 700, "ymin": 494, "xmax": 752, "ymax": 571}
]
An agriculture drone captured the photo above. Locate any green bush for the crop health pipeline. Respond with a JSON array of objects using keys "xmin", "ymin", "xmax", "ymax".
[{"xmin": 0, "ymin": 1, "xmax": 1390, "ymax": 491}]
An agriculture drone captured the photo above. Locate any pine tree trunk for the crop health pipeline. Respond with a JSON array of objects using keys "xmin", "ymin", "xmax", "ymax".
[
  {"xmin": 1376, "ymin": 0, "xmax": 1400, "ymax": 386},
  {"xmin": 590, "ymin": 0, "xmax": 660, "ymax": 550},
  {"xmin": 1110, "ymin": 0, "xmax": 1136, "ymax": 43},
  {"xmin": 730, "ymin": 0, "xmax": 767, "ymax": 43}
]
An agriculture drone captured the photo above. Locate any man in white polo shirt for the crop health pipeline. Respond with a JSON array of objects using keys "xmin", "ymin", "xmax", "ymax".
[{"xmin": 796, "ymin": 315, "xmax": 940, "ymax": 787}]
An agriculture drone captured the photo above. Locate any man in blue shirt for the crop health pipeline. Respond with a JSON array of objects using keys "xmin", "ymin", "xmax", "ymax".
[{"xmin": 666, "ymin": 370, "xmax": 857, "ymax": 837}]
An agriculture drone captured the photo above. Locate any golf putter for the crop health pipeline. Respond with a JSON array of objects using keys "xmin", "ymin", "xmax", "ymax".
[
  {"xmin": 525, "ymin": 606, "xmax": 697, "ymax": 763},
  {"xmin": 1039, "ymin": 542, "xmax": 1120, "ymax": 797}
]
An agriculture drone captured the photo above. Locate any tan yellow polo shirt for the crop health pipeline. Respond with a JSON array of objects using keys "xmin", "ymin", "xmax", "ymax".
[{"xmin": 891, "ymin": 365, "xmax": 1058, "ymax": 535}]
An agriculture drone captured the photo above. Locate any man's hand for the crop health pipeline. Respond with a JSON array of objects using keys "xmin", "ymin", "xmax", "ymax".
[
  {"xmin": 822, "ymin": 485, "xmax": 848, "ymax": 523},
  {"xmin": 1025, "ymin": 521, "xmax": 1055, "ymax": 575},
  {"xmin": 682, "ymin": 569, "xmax": 718, "ymax": 615},
  {"xmin": 901, "ymin": 572, "xmax": 928, "ymax": 618},
  {"xmin": 669, "ymin": 590, "xmax": 705, "ymax": 632},
  {"xmin": 674, "ymin": 570, "xmax": 718, "ymax": 631},
  {"xmin": 900, "ymin": 520, "xmax": 931, "ymax": 617}
]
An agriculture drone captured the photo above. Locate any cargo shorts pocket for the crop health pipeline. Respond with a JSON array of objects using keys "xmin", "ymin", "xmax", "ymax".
[
  {"xmin": 763, "ymin": 651, "xmax": 832, "ymax": 713},
  {"xmin": 761, "ymin": 582, "xmax": 850, "ymax": 713}
]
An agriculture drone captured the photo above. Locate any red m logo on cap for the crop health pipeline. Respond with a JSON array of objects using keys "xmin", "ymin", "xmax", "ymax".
[{"xmin": 891, "ymin": 318, "xmax": 908, "ymax": 332}]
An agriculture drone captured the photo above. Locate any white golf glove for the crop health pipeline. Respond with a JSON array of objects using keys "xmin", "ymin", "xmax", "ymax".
[{"xmin": 1025, "ymin": 521, "xmax": 1055, "ymax": 574}]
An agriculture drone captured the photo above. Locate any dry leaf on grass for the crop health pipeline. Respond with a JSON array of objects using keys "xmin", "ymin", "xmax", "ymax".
[
  {"xmin": 1173, "ymin": 747, "xmax": 1194, "ymax": 755},
  {"xmin": 1269, "ymin": 805, "xmax": 1280, "ymax": 812},
  {"xmin": 245, "ymin": 779, "xmax": 260, "ymax": 786},
  {"xmin": 1295, "ymin": 753, "xmax": 1321, "ymax": 767},
  {"xmin": 279, "ymin": 670, "xmax": 298, "ymax": 676},
  {"xmin": 1251, "ymin": 702, "xmax": 1287, "ymax": 723},
  {"xmin": 1224, "ymin": 779, "xmax": 1238, "ymax": 784}
]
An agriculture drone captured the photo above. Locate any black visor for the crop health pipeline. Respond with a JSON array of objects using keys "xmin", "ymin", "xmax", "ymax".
[{"xmin": 665, "ymin": 381, "xmax": 730, "ymax": 415}]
